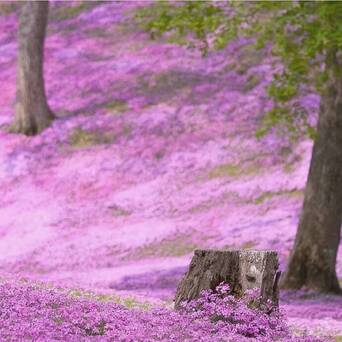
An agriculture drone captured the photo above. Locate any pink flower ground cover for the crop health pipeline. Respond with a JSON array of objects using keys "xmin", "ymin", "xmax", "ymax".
[
  {"xmin": 0, "ymin": 279, "xmax": 325, "ymax": 341},
  {"xmin": 0, "ymin": 1, "xmax": 341, "ymax": 340}
]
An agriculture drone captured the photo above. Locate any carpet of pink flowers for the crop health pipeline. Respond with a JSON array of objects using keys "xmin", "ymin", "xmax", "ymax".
[
  {"xmin": 0, "ymin": 280, "xmax": 325, "ymax": 341},
  {"xmin": 0, "ymin": 1, "xmax": 341, "ymax": 340}
]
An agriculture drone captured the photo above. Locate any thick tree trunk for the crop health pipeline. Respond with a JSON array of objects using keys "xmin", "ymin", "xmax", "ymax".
[
  {"xmin": 12, "ymin": 1, "xmax": 54, "ymax": 135},
  {"xmin": 281, "ymin": 50, "xmax": 342, "ymax": 294}
]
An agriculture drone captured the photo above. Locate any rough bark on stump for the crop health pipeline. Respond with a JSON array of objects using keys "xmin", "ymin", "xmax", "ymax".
[{"xmin": 175, "ymin": 249, "xmax": 280, "ymax": 310}]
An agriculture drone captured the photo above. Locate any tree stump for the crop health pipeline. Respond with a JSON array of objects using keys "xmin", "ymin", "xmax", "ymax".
[{"xmin": 175, "ymin": 249, "xmax": 280, "ymax": 310}]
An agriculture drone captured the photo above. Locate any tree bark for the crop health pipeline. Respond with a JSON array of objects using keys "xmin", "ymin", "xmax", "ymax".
[
  {"xmin": 12, "ymin": 1, "xmax": 54, "ymax": 135},
  {"xmin": 175, "ymin": 249, "xmax": 280, "ymax": 310},
  {"xmin": 281, "ymin": 50, "xmax": 342, "ymax": 294}
]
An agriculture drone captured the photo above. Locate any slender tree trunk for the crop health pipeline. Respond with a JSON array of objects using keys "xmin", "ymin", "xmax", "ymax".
[
  {"xmin": 12, "ymin": 1, "xmax": 54, "ymax": 135},
  {"xmin": 281, "ymin": 50, "xmax": 342, "ymax": 294}
]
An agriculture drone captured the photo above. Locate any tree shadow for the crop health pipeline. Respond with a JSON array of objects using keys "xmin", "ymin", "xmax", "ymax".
[{"xmin": 109, "ymin": 266, "xmax": 188, "ymax": 291}]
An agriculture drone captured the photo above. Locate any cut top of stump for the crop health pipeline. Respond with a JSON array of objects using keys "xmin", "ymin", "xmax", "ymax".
[{"xmin": 174, "ymin": 249, "xmax": 280, "ymax": 310}]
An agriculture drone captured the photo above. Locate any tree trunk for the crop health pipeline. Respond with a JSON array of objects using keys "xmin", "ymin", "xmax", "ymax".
[
  {"xmin": 175, "ymin": 249, "xmax": 280, "ymax": 310},
  {"xmin": 12, "ymin": 1, "xmax": 54, "ymax": 135},
  {"xmin": 281, "ymin": 50, "xmax": 342, "ymax": 294}
]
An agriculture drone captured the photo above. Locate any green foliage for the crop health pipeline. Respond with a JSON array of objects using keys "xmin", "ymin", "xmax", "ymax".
[
  {"xmin": 208, "ymin": 163, "xmax": 260, "ymax": 179},
  {"xmin": 122, "ymin": 297, "xmax": 150, "ymax": 310},
  {"xmin": 252, "ymin": 189, "xmax": 303, "ymax": 205},
  {"xmin": 137, "ymin": 1, "xmax": 342, "ymax": 140},
  {"xmin": 208, "ymin": 163, "xmax": 241, "ymax": 178},
  {"xmin": 69, "ymin": 127, "xmax": 112, "ymax": 148},
  {"xmin": 136, "ymin": 1, "xmax": 226, "ymax": 54},
  {"xmin": 105, "ymin": 99, "xmax": 129, "ymax": 114}
]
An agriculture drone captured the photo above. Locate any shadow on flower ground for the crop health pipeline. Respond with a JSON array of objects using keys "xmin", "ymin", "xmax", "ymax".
[{"xmin": 0, "ymin": 1, "xmax": 340, "ymax": 340}]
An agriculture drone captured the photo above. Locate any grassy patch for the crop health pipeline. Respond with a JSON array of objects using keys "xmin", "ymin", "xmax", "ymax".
[
  {"xmin": 116, "ymin": 20, "xmax": 143, "ymax": 38},
  {"xmin": 279, "ymin": 146, "xmax": 292, "ymax": 158},
  {"xmin": 223, "ymin": 62, "xmax": 237, "ymax": 74},
  {"xmin": 122, "ymin": 297, "xmax": 151, "ymax": 310},
  {"xmin": 83, "ymin": 27, "xmax": 112, "ymax": 38},
  {"xmin": 282, "ymin": 154, "xmax": 302, "ymax": 173},
  {"xmin": 252, "ymin": 189, "xmax": 303, "ymax": 205},
  {"xmin": 68, "ymin": 289, "xmax": 151, "ymax": 310},
  {"xmin": 69, "ymin": 127, "xmax": 112, "ymax": 148},
  {"xmin": 53, "ymin": 317, "xmax": 64, "ymax": 325},
  {"xmin": 0, "ymin": 2, "xmax": 19, "ymax": 15},
  {"xmin": 243, "ymin": 73, "xmax": 262, "ymax": 92},
  {"xmin": 283, "ymin": 163, "xmax": 295, "ymax": 173},
  {"xmin": 154, "ymin": 71, "xmax": 201, "ymax": 93},
  {"xmin": 50, "ymin": 2, "xmax": 101, "ymax": 21},
  {"xmin": 208, "ymin": 163, "xmax": 259, "ymax": 179},
  {"xmin": 125, "ymin": 124, "xmax": 134, "ymax": 135},
  {"xmin": 241, "ymin": 241, "xmax": 257, "ymax": 249},
  {"xmin": 124, "ymin": 234, "xmax": 202, "ymax": 260},
  {"xmin": 221, "ymin": 244, "xmax": 235, "ymax": 250},
  {"xmin": 189, "ymin": 192, "xmax": 243, "ymax": 214},
  {"xmin": 235, "ymin": 45, "xmax": 265, "ymax": 75},
  {"xmin": 154, "ymin": 150, "xmax": 165, "ymax": 160},
  {"xmin": 189, "ymin": 202, "xmax": 212, "ymax": 214},
  {"xmin": 166, "ymin": 35, "xmax": 189, "ymax": 45},
  {"xmin": 108, "ymin": 204, "xmax": 131, "ymax": 217},
  {"xmin": 143, "ymin": 237, "xmax": 197, "ymax": 257},
  {"xmin": 105, "ymin": 99, "xmax": 129, "ymax": 114},
  {"xmin": 68, "ymin": 289, "xmax": 97, "ymax": 300},
  {"xmin": 137, "ymin": 70, "xmax": 204, "ymax": 104}
]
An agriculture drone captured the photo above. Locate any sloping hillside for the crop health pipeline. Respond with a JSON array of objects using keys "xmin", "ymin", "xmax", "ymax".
[{"xmin": 0, "ymin": 1, "xmax": 341, "ymax": 337}]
